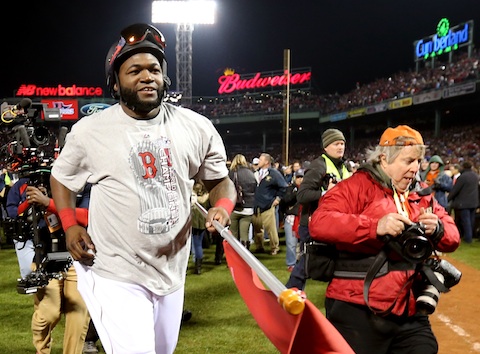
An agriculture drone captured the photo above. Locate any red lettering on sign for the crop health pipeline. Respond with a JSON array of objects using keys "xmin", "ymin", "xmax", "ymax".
[
  {"xmin": 15, "ymin": 84, "xmax": 103, "ymax": 97},
  {"xmin": 217, "ymin": 71, "xmax": 311, "ymax": 94}
]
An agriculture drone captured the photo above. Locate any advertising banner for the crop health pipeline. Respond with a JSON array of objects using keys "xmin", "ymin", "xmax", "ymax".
[
  {"xmin": 412, "ymin": 90, "xmax": 442, "ymax": 105},
  {"xmin": 388, "ymin": 97, "xmax": 413, "ymax": 110},
  {"xmin": 442, "ymin": 81, "xmax": 476, "ymax": 98}
]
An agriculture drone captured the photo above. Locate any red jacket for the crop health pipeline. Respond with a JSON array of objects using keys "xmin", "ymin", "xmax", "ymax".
[{"xmin": 309, "ymin": 170, "xmax": 460, "ymax": 316}]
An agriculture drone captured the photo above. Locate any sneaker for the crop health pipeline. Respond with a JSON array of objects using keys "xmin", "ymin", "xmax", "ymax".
[
  {"xmin": 270, "ymin": 249, "xmax": 280, "ymax": 255},
  {"xmin": 182, "ymin": 309, "xmax": 193, "ymax": 323},
  {"xmin": 83, "ymin": 341, "xmax": 99, "ymax": 354}
]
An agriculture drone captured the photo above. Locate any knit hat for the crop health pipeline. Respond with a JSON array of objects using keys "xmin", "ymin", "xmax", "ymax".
[
  {"xmin": 322, "ymin": 129, "xmax": 345, "ymax": 148},
  {"xmin": 379, "ymin": 125, "xmax": 424, "ymax": 146}
]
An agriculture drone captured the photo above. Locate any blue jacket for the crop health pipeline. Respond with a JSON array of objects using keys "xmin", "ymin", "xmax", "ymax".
[{"xmin": 254, "ymin": 168, "xmax": 288, "ymax": 212}]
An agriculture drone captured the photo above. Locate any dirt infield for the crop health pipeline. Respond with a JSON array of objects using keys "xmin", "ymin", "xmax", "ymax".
[{"xmin": 431, "ymin": 255, "xmax": 480, "ymax": 354}]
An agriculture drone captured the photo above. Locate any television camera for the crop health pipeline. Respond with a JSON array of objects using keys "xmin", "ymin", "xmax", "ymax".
[
  {"xmin": 1, "ymin": 98, "xmax": 71, "ymax": 294},
  {"xmin": 1, "ymin": 98, "xmax": 67, "ymax": 170}
]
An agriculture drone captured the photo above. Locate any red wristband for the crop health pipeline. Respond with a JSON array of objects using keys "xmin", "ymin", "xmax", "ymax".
[
  {"xmin": 58, "ymin": 208, "xmax": 78, "ymax": 231},
  {"xmin": 215, "ymin": 198, "xmax": 235, "ymax": 215}
]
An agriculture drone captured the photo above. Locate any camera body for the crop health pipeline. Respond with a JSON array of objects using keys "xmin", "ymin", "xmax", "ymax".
[
  {"xmin": 386, "ymin": 222, "xmax": 432, "ymax": 263},
  {"xmin": 321, "ymin": 173, "xmax": 338, "ymax": 190},
  {"xmin": 17, "ymin": 252, "xmax": 72, "ymax": 294},
  {"xmin": 416, "ymin": 258, "xmax": 462, "ymax": 314}
]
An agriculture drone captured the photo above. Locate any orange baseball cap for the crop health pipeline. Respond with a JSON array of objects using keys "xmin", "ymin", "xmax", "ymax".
[{"xmin": 379, "ymin": 125, "xmax": 424, "ymax": 146}]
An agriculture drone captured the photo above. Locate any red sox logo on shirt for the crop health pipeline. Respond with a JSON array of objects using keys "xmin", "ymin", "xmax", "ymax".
[{"xmin": 129, "ymin": 137, "xmax": 179, "ymax": 235}]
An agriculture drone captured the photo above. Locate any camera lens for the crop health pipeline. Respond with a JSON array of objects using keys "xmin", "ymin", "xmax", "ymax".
[
  {"xmin": 416, "ymin": 272, "xmax": 444, "ymax": 314},
  {"xmin": 401, "ymin": 235, "xmax": 432, "ymax": 262}
]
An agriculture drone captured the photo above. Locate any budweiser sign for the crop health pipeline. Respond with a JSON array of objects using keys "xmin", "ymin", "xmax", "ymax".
[{"xmin": 217, "ymin": 69, "xmax": 311, "ymax": 94}]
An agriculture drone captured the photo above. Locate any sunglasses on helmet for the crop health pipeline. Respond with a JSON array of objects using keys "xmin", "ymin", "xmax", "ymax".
[
  {"xmin": 121, "ymin": 24, "xmax": 166, "ymax": 49},
  {"xmin": 108, "ymin": 24, "xmax": 167, "ymax": 68}
]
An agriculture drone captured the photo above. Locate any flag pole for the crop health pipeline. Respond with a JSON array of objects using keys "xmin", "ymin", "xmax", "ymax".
[{"xmin": 195, "ymin": 202, "xmax": 305, "ymax": 315}]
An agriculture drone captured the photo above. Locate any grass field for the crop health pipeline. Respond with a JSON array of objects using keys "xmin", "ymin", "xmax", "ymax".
[{"xmin": 0, "ymin": 233, "xmax": 478, "ymax": 354}]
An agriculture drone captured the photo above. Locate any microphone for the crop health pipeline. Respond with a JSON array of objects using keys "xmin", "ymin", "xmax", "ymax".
[
  {"xmin": 12, "ymin": 98, "xmax": 32, "ymax": 114},
  {"xmin": 12, "ymin": 98, "xmax": 33, "ymax": 112}
]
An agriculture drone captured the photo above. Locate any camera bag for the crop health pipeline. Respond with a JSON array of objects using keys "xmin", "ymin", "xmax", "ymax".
[{"xmin": 304, "ymin": 240, "xmax": 338, "ymax": 282}]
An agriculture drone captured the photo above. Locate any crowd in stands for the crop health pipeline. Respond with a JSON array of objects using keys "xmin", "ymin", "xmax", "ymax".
[
  {"xmin": 224, "ymin": 122, "xmax": 480, "ymax": 174},
  {"xmin": 188, "ymin": 51, "xmax": 479, "ymax": 118}
]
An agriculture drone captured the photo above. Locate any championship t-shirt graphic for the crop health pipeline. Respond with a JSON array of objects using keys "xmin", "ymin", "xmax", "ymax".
[{"xmin": 129, "ymin": 136, "xmax": 180, "ymax": 234}]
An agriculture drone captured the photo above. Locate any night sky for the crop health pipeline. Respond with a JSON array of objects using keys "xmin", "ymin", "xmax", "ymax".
[{"xmin": 2, "ymin": 0, "xmax": 480, "ymax": 99}]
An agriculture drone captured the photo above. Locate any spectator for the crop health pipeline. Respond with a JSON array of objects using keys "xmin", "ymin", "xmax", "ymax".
[
  {"xmin": 228, "ymin": 154, "xmax": 257, "ymax": 249},
  {"xmin": 251, "ymin": 157, "xmax": 260, "ymax": 172},
  {"xmin": 309, "ymin": 125, "xmax": 460, "ymax": 354},
  {"xmin": 418, "ymin": 158, "xmax": 430, "ymax": 181},
  {"xmin": 0, "ymin": 162, "xmax": 16, "ymax": 219},
  {"xmin": 423, "ymin": 155, "xmax": 453, "ymax": 209},
  {"xmin": 448, "ymin": 161, "xmax": 479, "ymax": 244},
  {"xmin": 282, "ymin": 168, "xmax": 304, "ymax": 272},
  {"xmin": 449, "ymin": 163, "xmax": 461, "ymax": 185},
  {"xmin": 252, "ymin": 153, "xmax": 288, "ymax": 255},
  {"xmin": 191, "ymin": 181, "xmax": 210, "ymax": 274}
]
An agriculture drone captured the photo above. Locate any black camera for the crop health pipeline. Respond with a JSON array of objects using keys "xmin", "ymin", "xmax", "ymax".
[
  {"xmin": 416, "ymin": 258, "xmax": 462, "ymax": 314},
  {"xmin": 321, "ymin": 173, "xmax": 338, "ymax": 190},
  {"xmin": 17, "ymin": 252, "xmax": 72, "ymax": 294},
  {"xmin": 385, "ymin": 222, "xmax": 432, "ymax": 263}
]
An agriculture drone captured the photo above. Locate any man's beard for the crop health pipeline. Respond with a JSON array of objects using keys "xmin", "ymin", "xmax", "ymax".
[{"xmin": 120, "ymin": 86, "xmax": 163, "ymax": 112}]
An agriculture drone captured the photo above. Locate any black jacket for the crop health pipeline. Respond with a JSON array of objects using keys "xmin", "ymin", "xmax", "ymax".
[
  {"xmin": 282, "ymin": 184, "xmax": 301, "ymax": 216},
  {"xmin": 448, "ymin": 168, "xmax": 479, "ymax": 209},
  {"xmin": 296, "ymin": 154, "xmax": 347, "ymax": 226},
  {"xmin": 229, "ymin": 166, "xmax": 257, "ymax": 209}
]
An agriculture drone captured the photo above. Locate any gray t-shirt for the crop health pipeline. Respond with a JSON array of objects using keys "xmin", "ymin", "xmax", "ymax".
[{"xmin": 52, "ymin": 103, "xmax": 228, "ymax": 295}]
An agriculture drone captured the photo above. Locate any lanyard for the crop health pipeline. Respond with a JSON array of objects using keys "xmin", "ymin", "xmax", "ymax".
[{"xmin": 392, "ymin": 186, "xmax": 409, "ymax": 218}]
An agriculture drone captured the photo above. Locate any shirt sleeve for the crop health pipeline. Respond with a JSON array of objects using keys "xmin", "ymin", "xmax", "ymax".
[{"xmin": 51, "ymin": 127, "xmax": 91, "ymax": 193}]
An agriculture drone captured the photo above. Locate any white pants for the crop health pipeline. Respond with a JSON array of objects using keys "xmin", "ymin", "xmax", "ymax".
[{"xmin": 74, "ymin": 262, "xmax": 184, "ymax": 354}]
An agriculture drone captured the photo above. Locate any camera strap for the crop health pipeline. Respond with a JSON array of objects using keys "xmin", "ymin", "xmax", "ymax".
[
  {"xmin": 419, "ymin": 263, "xmax": 450, "ymax": 293},
  {"xmin": 393, "ymin": 186, "xmax": 410, "ymax": 218},
  {"xmin": 363, "ymin": 248, "xmax": 418, "ymax": 316}
]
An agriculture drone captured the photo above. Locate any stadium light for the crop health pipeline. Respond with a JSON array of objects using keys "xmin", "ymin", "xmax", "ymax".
[
  {"xmin": 152, "ymin": 0, "xmax": 215, "ymax": 24},
  {"xmin": 152, "ymin": 1, "xmax": 216, "ymax": 105}
]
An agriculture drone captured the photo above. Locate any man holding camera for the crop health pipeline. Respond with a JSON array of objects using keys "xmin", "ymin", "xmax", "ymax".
[
  {"xmin": 286, "ymin": 128, "xmax": 351, "ymax": 289},
  {"xmin": 6, "ymin": 173, "xmax": 91, "ymax": 354},
  {"xmin": 308, "ymin": 125, "xmax": 460, "ymax": 354}
]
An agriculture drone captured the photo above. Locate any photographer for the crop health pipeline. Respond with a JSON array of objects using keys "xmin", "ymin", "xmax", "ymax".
[
  {"xmin": 6, "ymin": 175, "xmax": 92, "ymax": 354},
  {"xmin": 286, "ymin": 128, "xmax": 351, "ymax": 290},
  {"xmin": 309, "ymin": 125, "xmax": 460, "ymax": 354}
]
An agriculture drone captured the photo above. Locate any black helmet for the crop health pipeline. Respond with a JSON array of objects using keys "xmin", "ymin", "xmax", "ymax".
[{"xmin": 105, "ymin": 23, "xmax": 171, "ymax": 98}]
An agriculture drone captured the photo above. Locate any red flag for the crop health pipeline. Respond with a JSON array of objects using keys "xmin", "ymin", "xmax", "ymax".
[{"xmin": 223, "ymin": 240, "xmax": 354, "ymax": 354}]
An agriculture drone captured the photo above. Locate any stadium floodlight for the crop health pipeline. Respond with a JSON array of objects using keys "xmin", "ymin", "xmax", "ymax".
[
  {"xmin": 152, "ymin": 1, "xmax": 216, "ymax": 105},
  {"xmin": 152, "ymin": 0, "xmax": 215, "ymax": 24}
]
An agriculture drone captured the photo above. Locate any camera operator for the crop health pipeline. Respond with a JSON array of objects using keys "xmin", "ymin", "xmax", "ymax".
[
  {"xmin": 308, "ymin": 125, "xmax": 460, "ymax": 354},
  {"xmin": 6, "ymin": 175, "xmax": 92, "ymax": 354}
]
